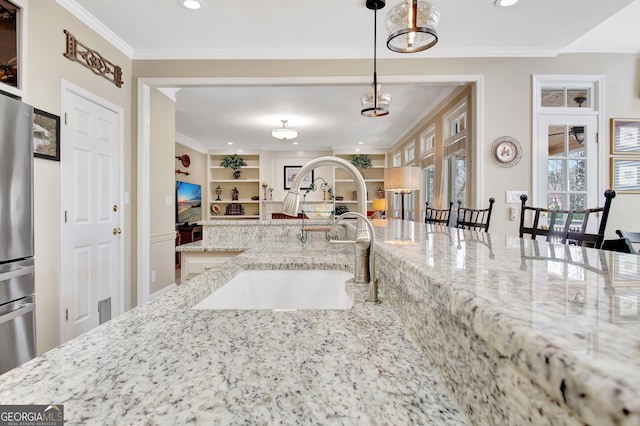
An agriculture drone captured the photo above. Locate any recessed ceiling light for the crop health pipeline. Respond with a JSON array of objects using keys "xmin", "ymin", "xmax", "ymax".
[
  {"xmin": 227, "ymin": 142, "xmax": 233, "ymax": 145},
  {"xmin": 179, "ymin": 0, "xmax": 204, "ymax": 10},
  {"xmin": 358, "ymin": 141, "xmax": 365, "ymax": 145},
  {"xmin": 494, "ymin": 0, "xmax": 520, "ymax": 6},
  {"xmin": 292, "ymin": 141, "xmax": 299, "ymax": 145}
]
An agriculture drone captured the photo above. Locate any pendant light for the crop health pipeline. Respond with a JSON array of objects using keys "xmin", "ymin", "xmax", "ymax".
[
  {"xmin": 361, "ymin": 0, "xmax": 391, "ymax": 117},
  {"xmin": 386, "ymin": 0, "xmax": 440, "ymax": 53}
]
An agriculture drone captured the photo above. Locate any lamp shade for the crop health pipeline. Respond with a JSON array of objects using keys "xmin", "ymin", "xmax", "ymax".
[
  {"xmin": 272, "ymin": 120, "xmax": 299, "ymax": 140},
  {"xmin": 372, "ymin": 198, "xmax": 388, "ymax": 211},
  {"xmin": 384, "ymin": 166, "xmax": 421, "ymax": 192},
  {"xmin": 386, "ymin": 0, "xmax": 439, "ymax": 53}
]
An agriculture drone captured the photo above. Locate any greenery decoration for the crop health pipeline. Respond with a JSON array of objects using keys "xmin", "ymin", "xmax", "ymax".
[
  {"xmin": 350, "ymin": 154, "xmax": 372, "ymax": 170},
  {"xmin": 220, "ymin": 154, "xmax": 247, "ymax": 170}
]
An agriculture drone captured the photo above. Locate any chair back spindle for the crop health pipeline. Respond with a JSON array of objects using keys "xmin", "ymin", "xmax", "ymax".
[
  {"xmin": 519, "ymin": 190, "xmax": 616, "ymax": 249},
  {"xmin": 455, "ymin": 198, "xmax": 495, "ymax": 232},
  {"xmin": 425, "ymin": 201, "xmax": 453, "ymax": 226}
]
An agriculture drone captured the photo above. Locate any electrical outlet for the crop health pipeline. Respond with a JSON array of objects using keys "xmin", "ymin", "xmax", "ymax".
[
  {"xmin": 151, "ymin": 270, "xmax": 156, "ymax": 282},
  {"xmin": 165, "ymin": 195, "xmax": 172, "ymax": 206},
  {"xmin": 509, "ymin": 206, "xmax": 517, "ymax": 221}
]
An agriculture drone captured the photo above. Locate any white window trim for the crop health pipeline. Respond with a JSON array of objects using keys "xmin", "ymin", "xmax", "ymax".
[
  {"xmin": 532, "ymin": 75, "xmax": 606, "ymax": 205},
  {"xmin": 420, "ymin": 124, "xmax": 435, "ymax": 158},
  {"xmin": 405, "ymin": 142, "xmax": 415, "ymax": 163}
]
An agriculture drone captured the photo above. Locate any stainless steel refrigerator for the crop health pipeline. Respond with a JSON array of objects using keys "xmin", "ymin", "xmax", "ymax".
[{"xmin": 0, "ymin": 93, "xmax": 36, "ymax": 375}]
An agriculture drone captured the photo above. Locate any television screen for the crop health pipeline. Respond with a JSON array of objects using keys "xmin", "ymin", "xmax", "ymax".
[{"xmin": 176, "ymin": 181, "xmax": 202, "ymax": 224}]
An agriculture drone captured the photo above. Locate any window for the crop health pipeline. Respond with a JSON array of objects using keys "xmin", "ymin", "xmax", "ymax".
[
  {"xmin": 448, "ymin": 154, "xmax": 466, "ymax": 205},
  {"xmin": 420, "ymin": 125, "xmax": 435, "ymax": 156},
  {"xmin": 392, "ymin": 152, "xmax": 401, "ymax": 167},
  {"xmin": 424, "ymin": 165, "xmax": 435, "ymax": 207},
  {"xmin": 405, "ymin": 143, "xmax": 415, "ymax": 163},
  {"xmin": 533, "ymin": 76, "xmax": 603, "ymax": 228}
]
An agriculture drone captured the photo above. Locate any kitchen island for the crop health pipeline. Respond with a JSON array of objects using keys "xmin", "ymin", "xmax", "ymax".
[
  {"xmin": 1, "ymin": 219, "xmax": 639, "ymax": 425},
  {"xmin": 0, "ymin": 221, "xmax": 467, "ymax": 425}
]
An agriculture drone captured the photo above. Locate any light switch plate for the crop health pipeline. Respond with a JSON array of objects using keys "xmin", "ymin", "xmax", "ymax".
[{"xmin": 506, "ymin": 190, "xmax": 527, "ymax": 204}]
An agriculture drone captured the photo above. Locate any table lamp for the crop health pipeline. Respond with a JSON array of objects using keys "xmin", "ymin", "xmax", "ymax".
[
  {"xmin": 372, "ymin": 198, "xmax": 387, "ymax": 219},
  {"xmin": 384, "ymin": 166, "xmax": 421, "ymax": 220}
]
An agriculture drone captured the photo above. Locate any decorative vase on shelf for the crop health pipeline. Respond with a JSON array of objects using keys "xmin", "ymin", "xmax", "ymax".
[
  {"xmin": 377, "ymin": 186, "xmax": 384, "ymax": 198},
  {"xmin": 233, "ymin": 170, "xmax": 242, "ymax": 179},
  {"xmin": 215, "ymin": 185, "xmax": 222, "ymax": 201}
]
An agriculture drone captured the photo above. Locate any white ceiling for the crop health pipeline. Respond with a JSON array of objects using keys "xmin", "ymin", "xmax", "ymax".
[{"xmin": 60, "ymin": 0, "xmax": 640, "ymax": 152}]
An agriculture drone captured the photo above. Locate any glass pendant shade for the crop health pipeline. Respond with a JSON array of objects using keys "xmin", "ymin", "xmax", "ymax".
[
  {"xmin": 386, "ymin": 0, "xmax": 439, "ymax": 53},
  {"xmin": 271, "ymin": 120, "xmax": 299, "ymax": 140},
  {"xmin": 361, "ymin": 84, "xmax": 391, "ymax": 117}
]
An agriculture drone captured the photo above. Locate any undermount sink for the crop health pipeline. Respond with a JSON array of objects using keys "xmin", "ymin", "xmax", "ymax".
[{"xmin": 193, "ymin": 270, "xmax": 353, "ymax": 310}]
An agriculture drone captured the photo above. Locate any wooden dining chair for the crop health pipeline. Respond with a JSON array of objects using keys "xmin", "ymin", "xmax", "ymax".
[
  {"xmin": 601, "ymin": 238, "xmax": 636, "ymax": 254},
  {"xmin": 455, "ymin": 198, "xmax": 495, "ymax": 232},
  {"xmin": 519, "ymin": 190, "xmax": 616, "ymax": 249},
  {"xmin": 425, "ymin": 201, "xmax": 453, "ymax": 226}
]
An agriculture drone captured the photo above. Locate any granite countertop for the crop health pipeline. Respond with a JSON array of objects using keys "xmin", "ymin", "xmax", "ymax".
[
  {"xmin": 0, "ymin": 237, "xmax": 468, "ymax": 425},
  {"xmin": 370, "ymin": 220, "xmax": 640, "ymax": 424}
]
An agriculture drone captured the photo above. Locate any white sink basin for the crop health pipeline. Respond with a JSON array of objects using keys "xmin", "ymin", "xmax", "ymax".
[{"xmin": 193, "ymin": 270, "xmax": 353, "ymax": 310}]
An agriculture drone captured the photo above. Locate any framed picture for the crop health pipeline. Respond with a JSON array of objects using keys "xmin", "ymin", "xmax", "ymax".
[
  {"xmin": 611, "ymin": 290, "xmax": 640, "ymax": 323},
  {"xmin": 284, "ymin": 166, "xmax": 313, "ymax": 190},
  {"xmin": 33, "ymin": 108, "xmax": 60, "ymax": 161},
  {"xmin": 611, "ymin": 119, "xmax": 640, "ymax": 154},
  {"xmin": 611, "ymin": 158, "xmax": 640, "ymax": 193}
]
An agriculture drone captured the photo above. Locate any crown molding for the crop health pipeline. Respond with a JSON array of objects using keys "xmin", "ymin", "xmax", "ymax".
[{"xmin": 56, "ymin": 0, "xmax": 135, "ymax": 59}]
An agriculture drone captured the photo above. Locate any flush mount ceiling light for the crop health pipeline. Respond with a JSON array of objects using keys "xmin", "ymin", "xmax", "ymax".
[
  {"xmin": 386, "ymin": 0, "xmax": 440, "ymax": 53},
  {"xmin": 361, "ymin": 0, "xmax": 391, "ymax": 117},
  {"xmin": 272, "ymin": 120, "xmax": 299, "ymax": 140},
  {"xmin": 179, "ymin": 0, "xmax": 204, "ymax": 10},
  {"xmin": 494, "ymin": 0, "xmax": 520, "ymax": 6}
]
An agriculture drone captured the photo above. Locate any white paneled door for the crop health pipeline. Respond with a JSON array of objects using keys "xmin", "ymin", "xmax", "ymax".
[{"xmin": 61, "ymin": 86, "xmax": 122, "ymax": 342}]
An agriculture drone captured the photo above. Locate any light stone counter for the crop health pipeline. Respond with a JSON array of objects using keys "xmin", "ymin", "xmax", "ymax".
[
  {"xmin": 368, "ymin": 219, "xmax": 640, "ymax": 425},
  {"xmin": 0, "ymin": 224, "xmax": 468, "ymax": 425},
  {"xmin": 2, "ymin": 218, "xmax": 638, "ymax": 425}
]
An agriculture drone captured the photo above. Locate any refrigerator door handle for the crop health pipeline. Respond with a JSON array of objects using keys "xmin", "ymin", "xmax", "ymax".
[
  {"xmin": 0, "ymin": 265, "xmax": 35, "ymax": 282},
  {"xmin": 0, "ymin": 301, "xmax": 35, "ymax": 325}
]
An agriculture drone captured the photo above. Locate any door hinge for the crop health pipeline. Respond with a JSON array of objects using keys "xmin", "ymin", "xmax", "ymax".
[
  {"xmin": 64, "ymin": 210, "xmax": 68, "ymax": 223},
  {"xmin": 64, "ymin": 112, "xmax": 68, "ymax": 125},
  {"xmin": 65, "ymin": 308, "xmax": 68, "ymax": 321},
  {"xmin": 596, "ymin": 132, "xmax": 599, "ymax": 143}
]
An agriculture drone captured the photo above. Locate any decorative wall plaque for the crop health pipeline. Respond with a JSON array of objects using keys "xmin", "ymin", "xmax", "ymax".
[{"xmin": 63, "ymin": 30, "xmax": 123, "ymax": 88}]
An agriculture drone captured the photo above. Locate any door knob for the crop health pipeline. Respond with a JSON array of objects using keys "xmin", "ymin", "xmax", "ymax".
[{"xmin": 112, "ymin": 228, "xmax": 122, "ymax": 235}]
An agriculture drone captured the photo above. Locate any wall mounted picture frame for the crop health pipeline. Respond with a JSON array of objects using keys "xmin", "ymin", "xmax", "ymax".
[
  {"xmin": 33, "ymin": 108, "xmax": 60, "ymax": 161},
  {"xmin": 610, "ymin": 158, "xmax": 640, "ymax": 193},
  {"xmin": 284, "ymin": 166, "xmax": 313, "ymax": 190},
  {"xmin": 611, "ymin": 118, "xmax": 640, "ymax": 154}
]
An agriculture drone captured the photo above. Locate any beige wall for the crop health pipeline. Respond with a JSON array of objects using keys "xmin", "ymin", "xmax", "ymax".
[
  {"xmin": 175, "ymin": 142, "xmax": 207, "ymax": 215},
  {"xmin": 135, "ymin": 54, "xmax": 640, "ymax": 239},
  {"xmin": 22, "ymin": 1, "xmax": 133, "ymax": 354},
  {"xmin": 149, "ymin": 89, "xmax": 176, "ymax": 294}
]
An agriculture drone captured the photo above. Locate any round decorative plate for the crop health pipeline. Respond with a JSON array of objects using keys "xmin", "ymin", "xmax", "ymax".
[{"xmin": 491, "ymin": 136, "xmax": 522, "ymax": 168}]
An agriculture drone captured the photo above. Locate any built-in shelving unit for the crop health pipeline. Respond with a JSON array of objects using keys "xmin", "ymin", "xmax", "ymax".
[
  {"xmin": 333, "ymin": 153, "xmax": 386, "ymax": 211},
  {"xmin": 207, "ymin": 152, "xmax": 261, "ymax": 219}
]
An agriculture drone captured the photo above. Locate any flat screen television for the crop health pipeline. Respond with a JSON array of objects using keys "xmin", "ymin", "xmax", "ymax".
[{"xmin": 176, "ymin": 181, "xmax": 202, "ymax": 225}]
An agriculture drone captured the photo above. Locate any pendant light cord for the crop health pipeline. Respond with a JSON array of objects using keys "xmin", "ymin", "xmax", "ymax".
[{"xmin": 373, "ymin": 3, "xmax": 379, "ymax": 110}]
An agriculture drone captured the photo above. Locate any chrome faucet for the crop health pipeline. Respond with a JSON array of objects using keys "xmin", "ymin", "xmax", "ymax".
[
  {"xmin": 330, "ymin": 211, "xmax": 378, "ymax": 303},
  {"xmin": 282, "ymin": 156, "xmax": 378, "ymax": 302}
]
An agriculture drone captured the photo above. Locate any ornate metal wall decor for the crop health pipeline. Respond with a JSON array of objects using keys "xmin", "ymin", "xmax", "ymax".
[{"xmin": 63, "ymin": 30, "xmax": 123, "ymax": 88}]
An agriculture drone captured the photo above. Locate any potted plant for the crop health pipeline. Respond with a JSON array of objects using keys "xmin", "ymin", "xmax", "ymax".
[
  {"xmin": 350, "ymin": 154, "xmax": 372, "ymax": 177},
  {"xmin": 220, "ymin": 154, "xmax": 247, "ymax": 179}
]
